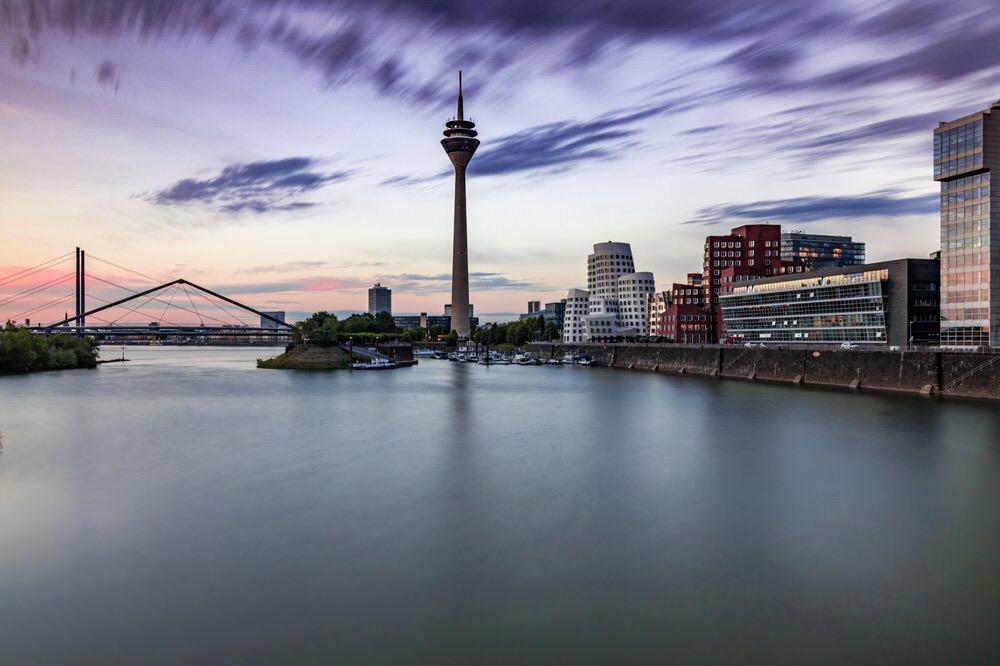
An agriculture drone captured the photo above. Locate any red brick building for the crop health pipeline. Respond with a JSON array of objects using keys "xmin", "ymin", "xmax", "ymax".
[
  {"xmin": 649, "ymin": 276, "xmax": 711, "ymax": 343},
  {"xmin": 703, "ymin": 224, "xmax": 807, "ymax": 341}
]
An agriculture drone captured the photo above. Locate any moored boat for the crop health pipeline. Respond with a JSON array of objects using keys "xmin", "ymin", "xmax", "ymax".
[{"xmin": 352, "ymin": 357, "xmax": 398, "ymax": 370}]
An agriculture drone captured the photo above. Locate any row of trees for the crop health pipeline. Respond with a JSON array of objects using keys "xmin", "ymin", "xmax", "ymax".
[
  {"xmin": 0, "ymin": 324, "xmax": 99, "ymax": 374},
  {"xmin": 295, "ymin": 311, "xmax": 560, "ymax": 348},
  {"xmin": 472, "ymin": 315, "xmax": 560, "ymax": 347},
  {"xmin": 296, "ymin": 311, "xmax": 448, "ymax": 346}
]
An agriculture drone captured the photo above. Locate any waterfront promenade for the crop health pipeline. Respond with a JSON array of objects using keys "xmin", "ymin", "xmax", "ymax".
[{"xmin": 530, "ymin": 342, "xmax": 1000, "ymax": 401}]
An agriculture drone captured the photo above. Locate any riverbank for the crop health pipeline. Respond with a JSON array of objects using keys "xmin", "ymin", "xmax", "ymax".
[
  {"xmin": 529, "ymin": 343, "xmax": 1000, "ymax": 401},
  {"xmin": 257, "ymin": 344, "xmax": 349, "ymax": 370},
  {"xmin": 0, "ymin": 328, "xmax": 98, "ymax": 375}
]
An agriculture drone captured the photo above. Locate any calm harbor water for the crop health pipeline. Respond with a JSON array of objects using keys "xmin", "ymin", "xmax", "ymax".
[{"xmin": 1, "ymin": 346, "xmax": 999, "ymax": 663}]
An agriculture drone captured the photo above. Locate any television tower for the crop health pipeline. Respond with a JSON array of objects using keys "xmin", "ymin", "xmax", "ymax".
[{"xmin": 441, "ymin": 71, "xmax": 479, "ymax": 338}]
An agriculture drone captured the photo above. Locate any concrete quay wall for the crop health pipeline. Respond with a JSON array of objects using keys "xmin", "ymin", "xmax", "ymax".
[{"xmin": 527, "ymin": 343, "xmax": 1000, "ymax": 401}]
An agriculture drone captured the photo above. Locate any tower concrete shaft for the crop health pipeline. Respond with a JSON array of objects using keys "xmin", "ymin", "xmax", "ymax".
[{"xmin": 441, "ymin": 71, "xmax": 479, "ymax": 338}]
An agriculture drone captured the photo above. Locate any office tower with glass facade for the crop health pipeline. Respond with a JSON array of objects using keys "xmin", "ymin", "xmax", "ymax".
[
  {"xmin": 720, "ymin": 259, "xmax": 940, "ymax": 346},
  {"xmin": 780, "ymin": 232, "xmax": 866, "ymax": 269},
  {"xmin": 935, "ymin": 101, "xmax": 1000, "ymax": 347},
  {"xmin": 367, "ymin": 283, "xmax": 392, "ymax": 314}
]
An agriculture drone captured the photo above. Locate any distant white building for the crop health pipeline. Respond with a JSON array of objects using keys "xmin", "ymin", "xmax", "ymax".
[
  {"xmin": 562, "ymin": 288, "xmax": 590, "ymax": 343},
  {"xmin": 563, "ymin": 241, "xmax": 654, "ymax": 342}
]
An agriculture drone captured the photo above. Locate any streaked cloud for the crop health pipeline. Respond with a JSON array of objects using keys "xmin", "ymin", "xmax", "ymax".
[
  {"xmin": 687, "ymin": 190, "xmax": 938, "ymax": 225},
  {"xmin": 145, "ymin": 157, "xmax": 353, "ymax": 214}
]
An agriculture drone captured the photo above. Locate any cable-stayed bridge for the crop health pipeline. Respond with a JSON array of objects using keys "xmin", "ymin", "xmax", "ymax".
[{"xmin": 0, "ymin": 248, "xmax": 296, "ymax": 342}]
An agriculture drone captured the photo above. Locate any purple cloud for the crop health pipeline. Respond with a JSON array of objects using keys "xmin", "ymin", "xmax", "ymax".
[
  {"xmin": 687, "ymin": 189, "xmax": 938, "ymax": 225},
  {"xmin": 146, "ymin": 157, "xmax": 353, "ymax": 214}
]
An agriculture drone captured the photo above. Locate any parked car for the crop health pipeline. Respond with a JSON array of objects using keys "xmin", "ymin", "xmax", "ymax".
[{"xmin": 840, "ymin": 342, "xmax": 859, "ymax": 350}]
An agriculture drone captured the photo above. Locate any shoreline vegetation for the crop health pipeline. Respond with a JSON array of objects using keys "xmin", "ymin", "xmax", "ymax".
[
  {"xmin": 257, "ymin": 310, "xmax": 562, "ymax": 370},
  {"xmin": 0, "ymin": 324, "xmax": 99, "ymax": 375},
  {"xmin": 257, "ymin": 344, "xmax": 349, "ymax": 370}
]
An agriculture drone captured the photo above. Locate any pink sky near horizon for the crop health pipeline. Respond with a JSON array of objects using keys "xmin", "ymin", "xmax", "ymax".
[{"xmin": 4, "ymin": 1, "xmax": 998, "ymax": 325}]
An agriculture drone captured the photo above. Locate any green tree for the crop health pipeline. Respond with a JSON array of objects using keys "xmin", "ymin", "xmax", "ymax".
[
  {"xmin": 0, "ymin": 324, "xmax": 98, "ymax": 374},
  {"xmin": 373, "ymin": 311, "xmax": 397, "ymax": 333}
]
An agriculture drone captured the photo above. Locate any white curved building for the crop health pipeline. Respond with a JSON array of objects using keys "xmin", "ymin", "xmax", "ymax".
[
  {"xmin": 562, "ymin": 288, "xmax": 590, "ymax": 343},
  {"xmin": 563, "ymin": 241, "xmax": 655, "ymax": 342},
  {"xmin": 617, "ymin": 271, "xmax": 655, "ymax": 334}
]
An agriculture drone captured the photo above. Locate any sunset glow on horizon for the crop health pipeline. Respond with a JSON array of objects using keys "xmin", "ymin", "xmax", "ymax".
[{"xmin": 3, "ymin": 0, "xmax": 997, "ymax": 323}]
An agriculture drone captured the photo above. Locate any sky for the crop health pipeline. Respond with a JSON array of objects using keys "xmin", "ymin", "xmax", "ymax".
[{"xmin": 1, "ymin": 0, "xmax": 998, "ymax": 324}]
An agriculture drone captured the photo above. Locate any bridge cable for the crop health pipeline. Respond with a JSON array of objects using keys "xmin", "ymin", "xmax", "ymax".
[
  {"xmin": 86, "ymin": 254, "xmax": 165, "ymax": 285},
  {"xmin": 0, "ymin": 273, "xmax": 76, "ymax": 307},
  {"xmin": 187, "ymin": 287, "xmax": 251, "ymax": 326},
  {"xmin": 156, "ymin": 284, "xmax": 182, "ymax": 323},
  {"xmin": 83, "ymin": 257, "xmax": 259, "ymax": 328},
  {"xmin": 107, "ymin": 286, "xmax": 175, "ymax": 326},
  {"xmin": 0, "ymin": 252, "xmax": 73, "ymax": 288},
  {"xmin": 91, "ymin": 280, "xmax": 188, "ymax": 327},
  {"xmin": 87, "ymin": 275, "xmax": 235, "ymax": 327},
  {"xmin": 180, "ymin": 284, "xmax": 204, "ymax": 326},
  {"xmin": 11, "ymin": 290, "xmax": 76, "ymax": 323},
  {"xmin": 86, "ymin": 291, "xmax": 187, "ymax": 328}
]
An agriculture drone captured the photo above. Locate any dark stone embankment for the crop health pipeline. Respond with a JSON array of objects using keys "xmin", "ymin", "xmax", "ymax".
[{"xmin": 528, "ymin": 343, "xmax": 1000, "ymax": 401}]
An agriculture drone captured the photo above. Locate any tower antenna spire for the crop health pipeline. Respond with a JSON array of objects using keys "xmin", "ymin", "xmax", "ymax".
[{"xmin": 457, "ymin": 70, "xmax": 464, "ymax": 121}]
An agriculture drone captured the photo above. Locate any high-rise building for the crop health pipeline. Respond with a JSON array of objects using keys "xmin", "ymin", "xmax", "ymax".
[
  {"xmin": 780, "ymin": 232, "xmax": 866, "ymax": 269},
  {"xmin": 934, "ymin": 101, "xmax": 1000, "ymax": 347},
  {"xmin": 526, "ymin": 300, "xmax": 541, "ymax": 314},
  {"xmin": 367, "ymin": 283, "xmax": 391, "ymax": 314},
  {"xmin": 703, "ymin": 224, "xmax": 808, "ymax": 342},
  {"xmin": 441, "ymin": 72, "xmax": 479, "ymax": 338}
]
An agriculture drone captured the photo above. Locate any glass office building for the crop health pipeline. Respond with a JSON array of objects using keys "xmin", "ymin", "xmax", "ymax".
[
  {"xmin": 934, "ymin": 102, "xmax": 999, "ymax": 347},
  {"xmin": 720, "ymin": 260, "xmax": 940, "ymax": 346},
  {"xmin": 780, "ymin": 232, "xmax": 866, "ymax": 269}
]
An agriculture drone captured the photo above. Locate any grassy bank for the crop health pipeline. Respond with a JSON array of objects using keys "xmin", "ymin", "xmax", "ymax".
[
  {"xmin": 257, "ymin": 344, "xmax": 349, "ymax": 370},
  {"xmin": 0, "ymin": 326, "xmax": 99, "ymax": 375}
]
